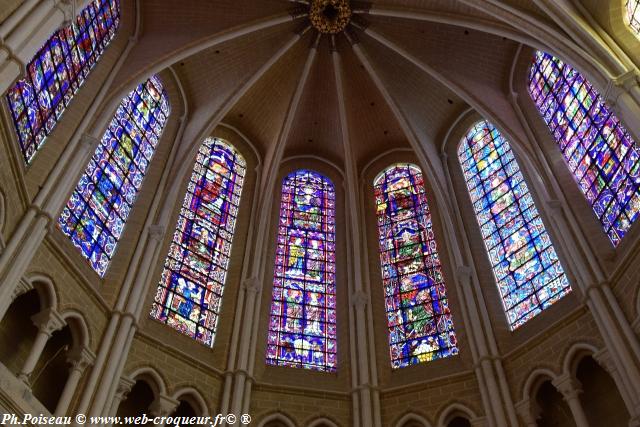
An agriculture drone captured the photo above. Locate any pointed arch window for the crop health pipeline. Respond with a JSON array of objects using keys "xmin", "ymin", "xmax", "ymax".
[
  {"xmin": 58, "ymin": 75, "xmax": 169, "ymax": 277},
  {"xmin": 458, "ymin": 121, "xmax": 571, "ymax": 329},
  {"xmin": 628, "ymin": 0, "xmax": 640, "ymax": 35},
  {"xmin": 528, "ymin": 51, "xmax": 640, "ymax": 246},
  {"xmin": 374, "ymin": 164, "xmax": 458, "ymax": 368},
  {"xmin": 6, "ymin": 0, "xmax": 120, "ymax": 164},
  {"xmin": 266, "ymin": 170, "xmax": 337, "ymax": 372},
  {"xmin": 150, "ymin": 138, "xmax": 246, "ymax": 346}
]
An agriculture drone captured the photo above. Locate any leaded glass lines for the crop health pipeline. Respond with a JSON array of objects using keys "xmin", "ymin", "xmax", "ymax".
[
  {"xmin": 528, "ymin": 51, "xmax": 640, "ymax": 246},
  {"xmin": 150, "ymin": 138, "xmax": 245, "ymax": 347},
  {"xmin": 458, "ymin": 121, "xmax": 571, "ymax": 329},
  {"xmin": 58, "ymin": 76, "xmax": 169, "ymax": 277},
  {"xmin": 628, "ymin": 0, "xmax": 640, "ymax": 35},
  {"xmin": 374, "ymin": 164, "xmax": 458, "ymax": 368},
  {"xmin": 6, "ymin": 0, "xmax": 120, "ymax": 163},
  {"xmin": 266, "ymin": 170, "xmax": 337, "ymax": 372}
]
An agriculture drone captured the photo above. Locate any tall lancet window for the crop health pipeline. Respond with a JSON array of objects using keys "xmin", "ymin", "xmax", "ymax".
[
  {"xmin": 628, "ymin": 0, "xmax": 640, "ymax": 35},
  {"xmin": 6, "ymin": 0, "xmax": 120, "ymax": 163},
  {"xmin": 58, "ymin": 76, "xmax": 169, "ymax": 277},
  {"xmin": 528, "ymin": 51, "xmax": 640, "ymax": 246},
  {"xmin": 266, "ymin": 170, "xmax": 337, "ymax": 372},
  {"xmin": 374, "ymin": 164, "xmax": 458, "ymax": 368},
  {"xmin": 459, "ymin": 121, "xmax": 571, "ymax": 329},
  {"xmin": 151, "ymin": 138, "xmax": 246, "ymax": 346}
]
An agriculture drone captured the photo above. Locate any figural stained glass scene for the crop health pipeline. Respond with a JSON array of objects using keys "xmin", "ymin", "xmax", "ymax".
[
  {"xmin": 266, "ymin": 170, "xmax": 337, "ymax": 372},
  {"xmin": 6, "ymin": 0, "xmax": 120, "ymax": 164},
  {"xmin": 151, "ymin": 138, "xmax": 246, "ymax": 347},
  {"xmin": 458, "ymin": 121, "xmax": 571, "ymax": 329},
  {"xmin": 58, "ymin": 75, "xmax": 169, "ymax": 277},
  {"xmin": 374, "ymin": 164, "xmax": 458, "ymax": 368},
  {"xmin": 528, "ymin": 51, "xmax": 640, "ymax": 246}
]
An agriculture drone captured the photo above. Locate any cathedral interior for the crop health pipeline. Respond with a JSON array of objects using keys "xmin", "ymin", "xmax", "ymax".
[{"xmin": 1, "ymin": 0, "xmax": 640, "ymax": 426}]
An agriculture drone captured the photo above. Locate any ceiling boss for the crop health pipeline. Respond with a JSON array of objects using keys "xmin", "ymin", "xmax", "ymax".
[{"xmin": 309, "ymin": 0, "xmax": 352, "ymax": 34}]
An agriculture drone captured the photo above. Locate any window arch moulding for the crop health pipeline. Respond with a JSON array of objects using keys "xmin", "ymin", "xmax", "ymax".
[
  {"xmin": 6, "ymin": 0, "xmax": 121, "ymax": 164},
  {"xmin": 150, "ymin": 138, "xmax": 246, "ymax": 347}
]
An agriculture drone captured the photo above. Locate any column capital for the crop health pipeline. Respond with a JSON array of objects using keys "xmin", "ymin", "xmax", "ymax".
[
  {"xmin": 470, "ymin": 417, "xmax": 487, "ymax": 427},
  {"xmin": 80, "ymin": 133, "xmax": 100, "ymax": 152},
  {"xmin": 115, "ymin": 377, "xmax": 136, "ymax": 401},
  {"xmin": 351, "ymin": 289, "xmax": 368, "ymax": 308},
  {"xmin": 67, "ymin": 347, "xmax": 96, "ymax": 373},
  {"xmin": 456, "ymin": 265, "xmax": 473, "ymax": 283},
  {"xmin": 149, "ymin": 394, "xmax": 180, "ymax": 417},
  {"xmin": 593, "ymin": 347, "xmax": 617, "ymax": 375},
  {"xmin": 552, "ymin": 374, "xmax": 583, "ymax": 400},
  {"xmin": 55, "ymin": 0, "xmax": 75, "ymax": 26},
  {"xmin": 147, "ymin": 224, "xmax": 165, "ymax": 243},
  {"xmin": 515, "ymin": 399, "xmax": 540, "ymax": 426},
  {"xmin": 31, "ymin": 308, "xmax": 65, "ymax": 336},
  {"xmin": 242, "ymin": 276, "xmax": 262, "ymax": 294}
]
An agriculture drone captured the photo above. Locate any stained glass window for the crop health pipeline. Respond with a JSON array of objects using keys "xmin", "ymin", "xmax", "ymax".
[
  {"xmin": 374, "ymin": 164, "xmax": 458, "ymax": 368},
  {"xmin": 266, "ymin": 170, "xmax": 337, "ymax": 372},
  {"xmin": 628, "ymin": 0, "xmax": 640, "ymax": 35},
  {"xmin": 58, "ymin": 76, "xmax": 169, "ymax": 277},
  {"xmin": 150, "ymin": 138, "xmax": 246, "ymax": 346},
  {"xmin": 458, "ymin": 121, "xmax": 571, "ymax": 329},
  {"xmin": 6, "ymin": 0, "xmax": 120, "ymax": 164},
  {"xmin": 528, "ymin": 51, "xmax": 640, "ymax": 246}
]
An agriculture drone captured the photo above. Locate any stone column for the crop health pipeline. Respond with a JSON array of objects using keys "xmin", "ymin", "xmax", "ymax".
[
  {"xmin": 515, "ymin": 399, "xmax": 540, "ymax": 427},
  {"xmin": 18, "ymin": 308, "xmax": 65, "ymax": 383},
  {"xmin": 593, "ymin": 348, "xmax": 640, "ymax": 423},
  {"xmin": 54, "ymin": 347, "xmax": 96, "ymax": 416},
  {"xmin": 108, "ymin": 377, "xmax": 136, "ymax": 417},
  {"xmin": 0, "ymin": 0, "xmax": 74, "ymax": 95},
  {"xmin": 552, "ymin": 375, "xmax": 590, "ymax": 427}
]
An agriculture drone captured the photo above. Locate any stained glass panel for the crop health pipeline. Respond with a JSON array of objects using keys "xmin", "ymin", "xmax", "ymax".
[
  {"xmin": 58, "ymin": 76, "xmax": 169, "ymax": 277},
  {"xmin": 6, "ymin": 0, "xmax": 120, "ymax": 163},
  {"xmin": 150, "ymin": 138, "xmax": 246, "ymax": 347},
  {"xmin": 266, "ymin": 170, "xmax": 337, "ymax": 372},
  {"xmin": 528, "ymin": 51, "xmax": 640, "ymax": 246},
  {"xmin": 628, "ymin": 0, "xmax": 640, "ymax": 35},
  {"xmin": 374, "ymin": 164, "xmax": 458, "ymax": 368},
  {"xmin": 458, "ymin": 120, "xmax": 571, "ymax": 329}
]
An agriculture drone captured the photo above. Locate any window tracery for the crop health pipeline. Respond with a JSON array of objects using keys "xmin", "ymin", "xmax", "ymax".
[
  {"xmin": 528, "ymin": 51, "xmax": 640, "ymax": 246},
  {"xmin": 266, "ymin": 170, "xmax": 337, "ymax": 372},
  {"xmin": 6, "ymin": 0, "xmax": 120, "ymax": 163},
  {"xmin": 458, "ymin": 120, "xmax": 571, "ymax": 329},
  {"xmin": 58, "ymin": 76, "xmax": 169, "ymax": 277},
  {"xmin": 374, "ymin": 164, "xmax": 458, "ymax": 368},
  {"xmin": 150, "ymin": 138, "xmax": 246, "ymax": 346}
]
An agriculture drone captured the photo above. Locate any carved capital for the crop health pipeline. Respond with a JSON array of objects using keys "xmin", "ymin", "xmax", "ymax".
[
  {"xmin": 351, "ymin": 290, "xmax": 368, "ymax": 308},
  {"xmin": 80, "ymin": 133, "xmax": 100, "ymax": 153},
  {"xmin": 470, "ymin": 417, "xmax": 487, "ymax": 427},
  {"xmin": 552, "ymin": 374, "xmax": 583, "ymax": 401},
  {"xmin": 243, "ymin": 277, "xmax": 262, "ymax": 294},
  {"xmin": 147, "ymin": 224, "xmax": 165, "ymax": 243},
  {"xmin": 67, "ymin": 347, "xmax": 96, "ymax": 373},
  {"xmin": 55, "ymin": 0, "xmax": 75, "ymax": 26},
  {"xmin": 515, "ymin": 399, "xmax": 540, "ymax": 426},
  {"xmin": 115, "ymin": 377, "xmax": 136, "ymax": 402},
  {"xmin": 149, "ymin": 394, "xmax": 180, "ymax": 417},
  {"xmin": 456, "ymin": 265, "xmax": 473, "ymax": 284},
  {"xmin": 31, "ymin": 308, "xmax": 65, "ymax": 336},
  {"xmin": 545, "ymin": 199, "xmax": 563, "ymax": 213},
  {"xmin": 593, "ymin": 348, "xmax": 617, "ymax": 375}
]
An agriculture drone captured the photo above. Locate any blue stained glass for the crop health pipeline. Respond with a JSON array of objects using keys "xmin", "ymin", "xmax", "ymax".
[
  {"xmin": 58, "ymin": 76, "xmax": 169, "ymax": 277},
  {"xmin": 458, "ymin": 121, "xmax": 571, "ymax": 329},
  {"xmin": 266, "ymin": 170, "xmax": 337, "ymax": 372},
  {"xmin": 528, "ymin": 51, "xmax": 640, "ymax": 246},
  {"xmin": 628, "ymin": 0, "xmax": 640, "ymax": 35},
  {"xmin": 150, "ymin": 138, "xmax": 246, "ymax": 347},
  {"xmin": 6, "ymin": 0, "xmax": 120, "ymax": 164},
  {"xmin": 374, "ymin": 164, "xmax": 458, "ymax": 368}
]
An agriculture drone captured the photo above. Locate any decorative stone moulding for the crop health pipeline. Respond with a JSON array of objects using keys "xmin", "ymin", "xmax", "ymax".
[{"xmin": 310, "ymin": 0, "xmax": 352, "ymax": 34}]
